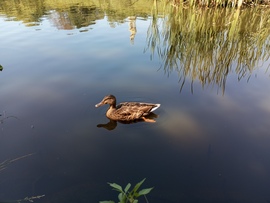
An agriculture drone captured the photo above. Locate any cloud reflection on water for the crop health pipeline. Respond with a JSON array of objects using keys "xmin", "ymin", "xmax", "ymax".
[
  {"xmin": 1, "ymin": 2, "xmax": 270, "ymax": 203},
  {"xmin": 158, "ymin": 108, "xmax": 203, "ymax": 141}
]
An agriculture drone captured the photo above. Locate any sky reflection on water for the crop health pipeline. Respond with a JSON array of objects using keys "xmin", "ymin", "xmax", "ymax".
[{"xmin": 0, "ymin": 7, "xmax": 270, "ymax": 203}]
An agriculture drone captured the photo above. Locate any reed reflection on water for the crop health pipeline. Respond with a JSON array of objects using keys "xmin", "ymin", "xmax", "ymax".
[
  {"xmin": 0, "ymin": 1, "xmax": 270, "ymax": 203},
  {"xmin": 146, "ymin": 4, "xmax": 270, "ymax": 93}
]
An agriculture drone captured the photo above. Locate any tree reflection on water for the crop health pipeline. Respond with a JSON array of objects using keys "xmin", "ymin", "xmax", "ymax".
[
  {"xmin": 0, "ymin": 0, "xmax": 269, "ymax": 93},
  {"xmin": 0, "ymin": 0, "xmax": 270, "ymax": 93}
]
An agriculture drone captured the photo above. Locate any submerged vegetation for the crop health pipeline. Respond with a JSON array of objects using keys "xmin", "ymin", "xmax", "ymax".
[{"xmin": 100, "ymin": 178, "xmax": 153, "ymax": 203}]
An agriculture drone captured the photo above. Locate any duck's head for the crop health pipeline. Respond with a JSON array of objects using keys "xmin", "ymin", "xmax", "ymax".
[{"xmin": 95, "ymin": 95, "xmax": 116, "ymax": 107}]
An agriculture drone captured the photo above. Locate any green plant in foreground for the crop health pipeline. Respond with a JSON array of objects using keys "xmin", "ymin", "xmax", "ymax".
[{"xmin": 100, "ymin": 178, "xmax": 153, "ymax": 203}]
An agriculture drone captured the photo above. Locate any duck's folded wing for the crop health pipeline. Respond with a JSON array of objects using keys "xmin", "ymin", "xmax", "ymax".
[
  {"xmin": 117, "ymin": 102, "xmax": 157, "ymax": 115},
  {"xmin": 116, "ymin": 103, "xmax": 145, "ymax": 119}
]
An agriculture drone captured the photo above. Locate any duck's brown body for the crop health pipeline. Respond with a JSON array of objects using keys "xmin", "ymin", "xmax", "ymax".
[{"xmin": 95, "ymin": 95, "xmax": 160, "ymax": 122}]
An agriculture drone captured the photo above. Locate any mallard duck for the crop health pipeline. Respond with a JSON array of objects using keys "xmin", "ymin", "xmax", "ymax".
[{"xmin": 95, "ymin": 95, "xmax": 160, "ymax": 122}]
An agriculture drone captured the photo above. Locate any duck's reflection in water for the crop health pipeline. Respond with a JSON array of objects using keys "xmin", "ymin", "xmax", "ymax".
[{"xmin": 97, "ymin": 112, "xmax": 158, "ymax": 130}]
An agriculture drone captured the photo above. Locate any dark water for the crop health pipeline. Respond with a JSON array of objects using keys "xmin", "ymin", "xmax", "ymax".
[{"xmin": 1, "ymin": 1, "xmax": 270, "ymax": 203}]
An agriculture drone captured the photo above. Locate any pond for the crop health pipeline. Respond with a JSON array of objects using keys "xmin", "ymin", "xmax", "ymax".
[{"xmin": 1, "ymin": 0, "xmax": 270, "ymax": 203}]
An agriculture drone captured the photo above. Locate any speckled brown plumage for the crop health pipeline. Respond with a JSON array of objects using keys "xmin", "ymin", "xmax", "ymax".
[{"xmin": 95, "ymin": 95, "xmax": 160, "ymax": 122}]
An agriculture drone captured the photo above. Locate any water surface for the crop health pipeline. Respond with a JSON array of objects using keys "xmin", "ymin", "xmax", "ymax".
[{"xmin": 0, "ymin": 1, "xmax": 270, "ymax": 203}]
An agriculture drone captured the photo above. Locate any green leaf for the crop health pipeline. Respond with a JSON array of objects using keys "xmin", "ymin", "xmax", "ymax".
[
  {"xmin": 124, "ymin": 183, "xmax": 131, "ymax": 193},
  {"xmin": 133, "ymin": 200, "xmax": 138, "ymax": 203},
  {"xmin": 108, "ymin": 182, "xmax": 123, "ymax": 193},
  {"xmin": 118, "ymin": 192, "xmax": 123, "ymax": 201},
  {"xmin": 99, "ymin": 201, "xmax": 115, "ymax": 203},
  {"xmin": 118, "ymin": 192, "xmax": 127, "ymax": 203},
  {"xmin": 130, "ymin": 179, "xmax": 146, "ymax": 195},
  {"xmin": 138, "ymin": 187, "xmax": 154, "ymax": 196}
]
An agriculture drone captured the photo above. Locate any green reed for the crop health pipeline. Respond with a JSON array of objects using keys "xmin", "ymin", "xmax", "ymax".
[{"xmin": 146, "ymin": 4, "xmax": 270, "ymax": 93}]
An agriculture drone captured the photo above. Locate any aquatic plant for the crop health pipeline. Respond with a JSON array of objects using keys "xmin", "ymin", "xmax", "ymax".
[
  {"xmin": 13, "ymin": 195, "xmax": 45, "ymax": 203},
  {"xmin": 100, "ymin": 178, "xmax": 153, "ymax": 203},
  {"xmin": 0, "ymin": 154, "xmax": 34, "ymax": 172}
]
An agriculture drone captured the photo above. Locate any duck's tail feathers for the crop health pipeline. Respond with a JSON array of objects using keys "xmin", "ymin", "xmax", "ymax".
[{"xmin": 151, "ymin": 104, "xmax": 161, "ymax": 112}]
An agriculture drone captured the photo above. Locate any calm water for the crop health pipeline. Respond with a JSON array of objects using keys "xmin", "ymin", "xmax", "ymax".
[{"xmin": 1, "ymin": 1, "xmax": 270, "ymax": 203}]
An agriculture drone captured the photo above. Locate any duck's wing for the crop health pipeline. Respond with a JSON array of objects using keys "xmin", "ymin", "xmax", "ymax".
[
  {"xmin": 112, "ymin": 102, "xmax": 143, "ymax": 120},
  {"xmin": 117, "ymin": 102, "xmax": 160, "ymax": 117},
  {"xmin": 116, "ymin": 102, "xmax": 139, "ymax": 116}
]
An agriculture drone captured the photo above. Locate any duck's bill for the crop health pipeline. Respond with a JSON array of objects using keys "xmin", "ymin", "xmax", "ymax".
[{"xmin": 95, "ymin": 102, "xmax": 104, "ymax": 107}]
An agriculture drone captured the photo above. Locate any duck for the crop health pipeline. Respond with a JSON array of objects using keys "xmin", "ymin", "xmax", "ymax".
[{"xmin": 95, "ymin": 95, "xmax": 160, "ymax": 122}]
